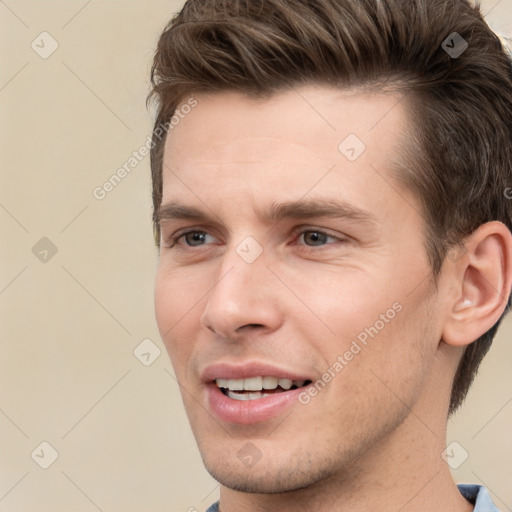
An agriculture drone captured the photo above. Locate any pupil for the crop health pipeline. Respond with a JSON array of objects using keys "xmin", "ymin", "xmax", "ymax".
[
  {"xmin": 186, "ymin": 232, "xmax": 206, "ymax": 246},
  {"xmin": 306, "ymin": 231, "xmax": 326, "ymax": 245}
]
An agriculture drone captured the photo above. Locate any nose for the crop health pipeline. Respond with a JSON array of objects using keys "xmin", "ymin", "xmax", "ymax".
[{"xmin": 200, "ymin": 248, "xmax": 283, "ymax": 340}]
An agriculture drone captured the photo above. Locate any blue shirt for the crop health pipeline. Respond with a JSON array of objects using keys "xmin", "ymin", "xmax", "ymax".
[{"xmin": 205, "ymin": 484, "xmax": 500, "ymax": 511}]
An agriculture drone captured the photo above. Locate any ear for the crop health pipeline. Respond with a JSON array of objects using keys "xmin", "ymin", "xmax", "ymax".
[{"xmin": 442, "ymin": 221, "xmax": 512, "ymax": 347}]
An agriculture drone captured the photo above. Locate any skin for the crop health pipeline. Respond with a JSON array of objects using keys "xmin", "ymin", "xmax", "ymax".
[{"xmin": 154, "ymin": 86, "xmax": 512, "ymax": 512}]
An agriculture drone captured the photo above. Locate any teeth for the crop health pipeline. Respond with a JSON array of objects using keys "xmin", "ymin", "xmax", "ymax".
[
  {"xmin": 228, "ymin": 379, "xmax": 244, "ymax": 390},
  {"xmin": 215, "ymin": 376, "xmax": 306, "ymax": 391},
  {"xmin": 216, "ymin": 378, "xmax": 229, "ymax": 389},
  {"xmin": 278, "ymin": 378, "xmax": 293, "ymax": 390},
  {"xmin": 262, "ymin": 376, "xmax": 279, "ymax": 389},
  {"xmin": 244, "ymin": 376, "xmax": 262, "ymax": 391},
  {"xmin": 227, "ymin": 390, "xmax": 271, "ymax": 401}
]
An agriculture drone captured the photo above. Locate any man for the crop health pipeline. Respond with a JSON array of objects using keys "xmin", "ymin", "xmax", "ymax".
[{"xmin": 148, "ymin": 0, "xmax": 512, "ymax": 510}]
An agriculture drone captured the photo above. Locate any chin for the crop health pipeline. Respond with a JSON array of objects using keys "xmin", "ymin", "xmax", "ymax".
[
  {"xmin": 198, "ymin": 441, "xmax": 348, "ymax": 494},
  {"xmin": 204, "ymin": 459, "xmax": 327, "ymax": 494}
]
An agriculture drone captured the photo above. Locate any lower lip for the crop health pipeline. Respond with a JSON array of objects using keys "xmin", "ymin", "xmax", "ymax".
[{"xmin": 206, "ymin": 383, "xmax": 304, "ymax": 425}]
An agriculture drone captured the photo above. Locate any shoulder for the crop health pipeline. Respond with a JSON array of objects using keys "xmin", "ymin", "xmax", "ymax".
[
  {"xmin": 205, "ymin": 502, "xmax": 219, "ymax": 512},
  {"xmin": 458, "ymin": 484, "xmax": 502, "ymax": 511}
]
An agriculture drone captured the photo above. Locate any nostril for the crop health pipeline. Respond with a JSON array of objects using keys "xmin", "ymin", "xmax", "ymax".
[{"xmin": 236, "ymin": 323, "xmax": 265, "ymax": 331}]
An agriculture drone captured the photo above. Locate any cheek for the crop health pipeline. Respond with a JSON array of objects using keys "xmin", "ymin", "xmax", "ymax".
[
  {"xmin": 154, "ymin": 263, "xmax": 203, "ymax": 328},
  {"xmin": 341, "ymin": 290, "xmax": 437, "ymax": 401},
  {"xmin": 154, "ymin": 266, "xmax": 203, "ymax": 369},
  {"xmin": 294, "ymin": 261, "xmax": 435, "ymax": 379},
  {"xmin": 154, "ymin": 270, "xmax": 177, "ymax": 336},
  {"xmin": 285, "ymin": 267, "xmax": 398, "ymax": 344}
]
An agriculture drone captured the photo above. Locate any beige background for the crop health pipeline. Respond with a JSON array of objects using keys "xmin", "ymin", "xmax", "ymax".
[{"xmin": 0, "ymin": 1, "xmax": 511, "ymax": 511}]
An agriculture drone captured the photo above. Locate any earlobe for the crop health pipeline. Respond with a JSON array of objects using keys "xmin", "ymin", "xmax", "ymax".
[{"xmin": 442, "ymin": 221, "xmax": 512, "ymax": 348}]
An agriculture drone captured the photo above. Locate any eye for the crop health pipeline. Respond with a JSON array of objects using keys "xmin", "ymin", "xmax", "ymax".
[
  {"xmin": 183, "ymin": 231, "xmax": 208, "ymax": 246},
  {"xmin": 171, "ymin": 230, "xmax": 217, "ymax": 247},
  {"xmin": 298, "ymin": 230, "xmax": 339, "ymax": 246}
]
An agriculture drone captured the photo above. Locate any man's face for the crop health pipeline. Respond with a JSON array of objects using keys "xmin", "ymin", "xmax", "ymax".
[{"xmin": 155, "ymin": 86, "xmax": 444, "ymax": 492}]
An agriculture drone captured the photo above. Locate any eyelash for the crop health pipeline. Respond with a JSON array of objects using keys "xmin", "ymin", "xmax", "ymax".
[{"xmin": 165, "ymin": 228, "xmax": 343, "ymax": 249}]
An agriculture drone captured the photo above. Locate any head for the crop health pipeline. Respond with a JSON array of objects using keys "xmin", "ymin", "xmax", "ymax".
[{"xmin": 149, "ymin": 0, "xmax": 512, "ymax": 494}]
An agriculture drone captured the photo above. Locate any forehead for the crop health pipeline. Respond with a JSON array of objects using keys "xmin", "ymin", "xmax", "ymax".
[
  {"xmin": 165, "ymin": 85, "xmax": 408, "ymax": 158},
  {"xmin": 160, "ymin": 86, "xmax": 414, "ymax": 220}
]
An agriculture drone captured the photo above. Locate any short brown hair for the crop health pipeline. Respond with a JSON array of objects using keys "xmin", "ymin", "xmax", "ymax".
[{"xmin": 148, "ymin": 0, "xmax": 512, "ymax": 414}]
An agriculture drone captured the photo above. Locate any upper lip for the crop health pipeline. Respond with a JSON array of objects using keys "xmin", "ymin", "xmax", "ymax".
[{"xmin": 201, "ymin": 361, "xmax": 313, "ymax": 383}]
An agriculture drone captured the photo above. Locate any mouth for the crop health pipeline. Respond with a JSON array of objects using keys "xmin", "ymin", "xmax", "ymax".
[
  {"xmin": 215, "ymin": 376, "xmax": 312, "ymax": 401},
  {"xmin": 202, "ymin": 362, "xmax": 314, "ymax": 424}
]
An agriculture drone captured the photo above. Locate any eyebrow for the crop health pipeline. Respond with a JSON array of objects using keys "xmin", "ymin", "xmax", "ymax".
[
  {"xmin": 155, "ymin": 199, "xmax": 377, "ymax": 226},
  {"xmin": 267, "ymin": 199, "xmax": 377, "ymax": 224}
]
